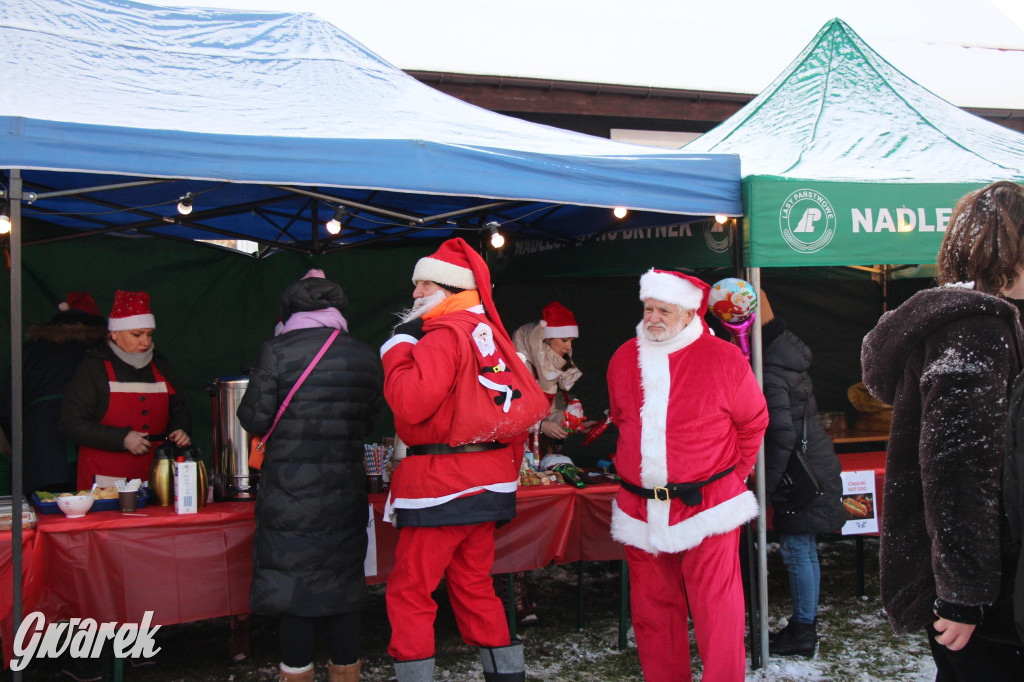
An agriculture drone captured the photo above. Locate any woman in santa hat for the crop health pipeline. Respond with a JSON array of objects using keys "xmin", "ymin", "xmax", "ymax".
[{"xmin": 60, "ymin": 289, "xmax": 192, "ymax": 490}]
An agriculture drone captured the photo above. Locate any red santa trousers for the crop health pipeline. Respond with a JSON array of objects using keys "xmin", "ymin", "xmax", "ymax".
[
  {"xmin": 386, "ymin": 522, "xmax": 511, "ymax": 661},
  {"xmin": 625, "ymin": 528, "xmax": 745, "ymax": 682}
]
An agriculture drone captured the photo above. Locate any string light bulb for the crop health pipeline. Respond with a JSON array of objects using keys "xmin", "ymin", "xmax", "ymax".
[
  {"xmin": 486, "ymin": 221, "xmax": 505, "ymax": 249},
  {"xmin": 0, "ymin": 207, "xmax": 10, "ymax": 235},
  {"xmin": 176, "ymin": 193, "xmax": 194, "ymax": 216},
  {"xmin": 715, "ymin": 214, "xmax": 729, "ymax": 224},
  {"xmin": 613, "ymin": 207, "xmax": 628, "ymax": 219},
  {"xmin": 326, "ymin": 207, "xmax": 346, "ymax": 235}
]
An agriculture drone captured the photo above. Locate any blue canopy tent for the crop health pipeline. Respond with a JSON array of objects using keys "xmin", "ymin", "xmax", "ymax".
[
  {"xmin": 1, "ymin": 0, "xmax": 740, "ymax": 252},
  {"xmin": 1, "ymin": 1, "xmax": 741, "ymax": 672}
]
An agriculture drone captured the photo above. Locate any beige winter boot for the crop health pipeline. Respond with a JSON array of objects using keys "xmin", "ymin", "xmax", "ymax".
[
  {"xmin": 328, "ymin": 659, "xmax": 361, "ymax": 681},
  {"xmin": 279, "ymin": 662, "xmax": 315, "ymax": 682}
]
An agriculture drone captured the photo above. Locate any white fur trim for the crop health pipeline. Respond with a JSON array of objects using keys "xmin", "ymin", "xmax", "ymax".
[
  {"xmin": 544, "ymin": 324, "xmax": 578, "ymax": 338},
  {"xmin": 610, "ymin": 491, "xmax": 759, "ymax": 554},
  {"xmin": 635, "ymin": 314, "xmax": 702, "ymax": 488},
  {"xmin": 380, "ymin": 334, "xmax": 418, "ymax": 357},
  {"xmin": 382, "ymin": 481, "xmax": 517, "ymax": 524},
  {"xmin": 280, "ymin": 662, "xmax": 314, "ymax": 675},
  {"xmin": 108, "ymin": 313, "xmax": 155, "ymax": 331},
  {"xmin": 639, "ymin": 269, "xmax": 702, "ymax": 310},
  {"xmin": 412, "ymin": 256, "xmax": 477, "ymax": 290}
]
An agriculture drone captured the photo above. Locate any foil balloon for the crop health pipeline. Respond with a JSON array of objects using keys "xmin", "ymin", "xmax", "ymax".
[{"xmin": 709, "ymin": 278, "xmax": 758, "ymax": 359}]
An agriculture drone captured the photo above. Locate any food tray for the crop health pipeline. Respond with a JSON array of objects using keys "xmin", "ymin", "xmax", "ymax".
[
  {"xmin": 0, "ymin": 495, "xmax": 37, "ymax": 530},
  {"xmin": 32, "ymin": 487, "xmax": 149, "ymax": 514}
]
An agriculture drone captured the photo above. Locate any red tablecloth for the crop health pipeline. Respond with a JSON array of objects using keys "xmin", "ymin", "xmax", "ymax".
[{"xmin": 2, "ymin": 483, "xmax": 623, "ymax": 667}]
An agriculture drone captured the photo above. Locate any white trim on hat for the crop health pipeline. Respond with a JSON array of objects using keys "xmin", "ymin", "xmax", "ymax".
[
  {"xmin": 411, "ymin": 257, "xmax": 477, "ymax": 290},
  {"xmin": 109, "ymin": 313, "xmax": 155, "ymax": 331},
  {"xmin": 544, "ymin": 324, "xmax": 579, "ymax": 338},
  {"xmin": 639, "ymin": 269, "xmax": 702, "ymax": 311}
]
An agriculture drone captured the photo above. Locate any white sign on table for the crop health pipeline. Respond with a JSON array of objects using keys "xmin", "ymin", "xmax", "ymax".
[{"xmin": 840, "ymin": 470, "xmax": 878, "ymax": 535}]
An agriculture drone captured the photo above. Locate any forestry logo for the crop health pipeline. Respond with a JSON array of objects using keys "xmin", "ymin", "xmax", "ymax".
[
  {"xmin": 11, "ymin": 611, "xmax": 161, "ymax": 671},
  {"xmin": 703, "ymin": 220, "xmax": 733, "ymax": 253},
  {"xmin": 779, "ymin": 189, "xmax": 836, "ymax": 254}
]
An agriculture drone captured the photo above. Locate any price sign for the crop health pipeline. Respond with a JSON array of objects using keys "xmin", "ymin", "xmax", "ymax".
[{"xmin": 840, "ymin": 470, "xmax": 878, "ymax": 535}]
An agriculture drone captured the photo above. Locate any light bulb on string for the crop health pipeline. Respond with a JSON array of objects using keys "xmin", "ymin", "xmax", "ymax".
[
  {"xmin": 0, "ymin": 212, "xmax": 10, "ymax": 235},
  {"xmin": 177, "ymin": 193, "xmax": 194, "ymax": 216},
  {"xmin": 715, "ymin": 214, "xmax": 729, "ymax": 224},
  {"xmin": 486, "ymin": 221, "xmax": 505, "ymax": 249},
  {"xmin": 613, "ymin": 207, "xmax": 628, "ymax": 219},
  {"xmin": 326, "ymin": 207, "xmax": 346, "ymax": 236}
]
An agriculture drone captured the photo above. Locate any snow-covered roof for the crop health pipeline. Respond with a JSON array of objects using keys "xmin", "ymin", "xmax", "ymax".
[{"xmin": 177, "ymin": 0, "xmax": 1024, "ymax": 111}]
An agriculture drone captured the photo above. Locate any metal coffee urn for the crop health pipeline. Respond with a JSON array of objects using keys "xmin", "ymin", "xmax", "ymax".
[{"xmin": 208, "ymin": 375, "xmax": 259, "ymax": 501}]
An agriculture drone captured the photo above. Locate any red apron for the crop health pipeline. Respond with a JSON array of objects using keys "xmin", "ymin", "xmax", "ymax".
[{"xmin": 76, "ymin": 360, "xmax": 172, "ymax": 490}]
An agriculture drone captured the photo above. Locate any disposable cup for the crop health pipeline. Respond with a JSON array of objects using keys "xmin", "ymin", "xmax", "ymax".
[{"xmin": 119, "ymin": 490, "xmax": 138, "ymax": 513}]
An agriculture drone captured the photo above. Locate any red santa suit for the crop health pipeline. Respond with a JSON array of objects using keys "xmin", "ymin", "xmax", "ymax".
[
  {"xmin": 606, "ymin": 270, "xmax": 768, "ymax": 682},
  {"xmin": 379, "ymin": 240, "xmax": 547, "ymax": 670}
]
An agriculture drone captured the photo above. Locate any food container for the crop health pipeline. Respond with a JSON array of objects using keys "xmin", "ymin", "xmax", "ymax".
[
  {"xmin": 33, "ymin": 488, "xmax": 150, "ymax": 514},
  {"xmin": 55, "ymin": 495, "xmax": 94, "ymax": 518},
  {"xmin": 0, "ymin": 496, "xmax": 37, "ymax": 530},
  {"xmin": 207, "ymin": 375, "xmax": 259, "ymax": 501}
]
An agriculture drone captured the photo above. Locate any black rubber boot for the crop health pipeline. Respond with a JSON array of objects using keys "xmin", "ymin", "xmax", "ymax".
[{"xmin": 769, "ymin": 620, "xmax": 817, "ymax": 658}]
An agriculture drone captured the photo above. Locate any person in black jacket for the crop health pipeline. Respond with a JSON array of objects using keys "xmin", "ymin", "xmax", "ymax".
[
  {"xmin": 863, "ymin": 181, "xmax": 1024, "ymax": 681},
  {"xmin": 0, "ymin": 292, "xmax": 107, "ymax": 496},
  {"xmin": 760, "ymin": 290, "xmax": 845, "ymax": 658},
  {"xmin": 237, "ymin": 269, "xmax": 383, "ymax": 682}
]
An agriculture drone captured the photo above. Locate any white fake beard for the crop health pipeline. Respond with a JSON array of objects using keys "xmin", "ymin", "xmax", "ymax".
[
  {"xmin": 641, "ymin": 319, "xmax": 684, "ymax": 343},
  {"xmin": 399, "ymin": 289, "xmax": 447, "ymax": 323}
]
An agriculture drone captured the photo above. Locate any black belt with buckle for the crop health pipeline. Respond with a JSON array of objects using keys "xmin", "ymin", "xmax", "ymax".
[
  {"xmin": 619, "ymin": 466, "xmax": 736, "ymax": 506},
  {"xmin": 408, "ymin": 441, "xmax": 504, "ymax": 456}
]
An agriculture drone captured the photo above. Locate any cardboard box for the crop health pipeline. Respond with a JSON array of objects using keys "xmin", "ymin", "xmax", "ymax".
[{"xmin": 174, "ymin": 459, "xmax": 198, "ymax": 514}]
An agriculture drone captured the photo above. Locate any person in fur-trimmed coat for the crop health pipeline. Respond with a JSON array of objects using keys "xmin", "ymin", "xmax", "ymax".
[
  {"xmin": 607, "ymin": 269, "xmax": 768, "ymax": 682},
  {"xmin": 862, "ymin": 181, "xmax": 1024, "ymax": 681}
]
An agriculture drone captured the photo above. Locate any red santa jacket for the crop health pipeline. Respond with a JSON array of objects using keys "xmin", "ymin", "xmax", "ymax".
[
  {"xmin": 606, "ymin": 317, "xmax": 768, "ymax": 553},
  {"xmin": 380, "ymin": 304, "xmax": 548, "ymax": 527}
]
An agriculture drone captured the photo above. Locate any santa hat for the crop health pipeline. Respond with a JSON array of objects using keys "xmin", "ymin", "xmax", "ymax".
[
  {"xmin": 58, "ymin": 291, "xmax": 100, "ymax": 317},
  {"xmin": 411, "ymin": 240, "xmax": 478, "ymax": 291},
  {"xmin": 639, "ymin": 269, "xmax": 710, "ymax": 315},
  {"xmin": 413, "ymin": 238, "xmax": 511, "ymax": 338},
  {"xmin": 108, "ymin": 290, "xmax": 155, "ymax": 331},
  {"xmin": 541, "ymin": 301, "xmax": 579, "ymax": 339}
]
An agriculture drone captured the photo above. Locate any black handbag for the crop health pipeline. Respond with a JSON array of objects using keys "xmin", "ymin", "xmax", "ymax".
[{"xmin": 774, "ymin": 387, "xmax": 825, "ymax": 512}]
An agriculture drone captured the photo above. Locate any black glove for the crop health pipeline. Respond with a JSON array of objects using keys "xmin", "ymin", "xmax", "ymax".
[{"xmin": 393, "ymin": 318, "xmax": 425, "ymax": 340}]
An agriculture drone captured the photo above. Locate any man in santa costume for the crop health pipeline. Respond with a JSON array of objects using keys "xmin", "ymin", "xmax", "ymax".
[
  {"xmin": 379, "ymin": 237, "xmax": 548, "ymax": 682},
  {"xmin": 606, "ymin": 269, "xmax": 768, "ymax": 682}
]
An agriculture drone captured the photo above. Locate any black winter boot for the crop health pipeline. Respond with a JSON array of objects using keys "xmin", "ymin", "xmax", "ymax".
[{"xmin": 769, "ymin": 620, "xmax": 817, "ymax": 658}]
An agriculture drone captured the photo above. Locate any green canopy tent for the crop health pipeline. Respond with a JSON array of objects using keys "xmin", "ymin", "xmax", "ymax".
[
  {"xmin": 684, "ymin": 16, "xmax": 1024, "ymax": 664},
  {"xmin": 685, "ymin": 18, "xmax": 1024, "ymax": 268}
]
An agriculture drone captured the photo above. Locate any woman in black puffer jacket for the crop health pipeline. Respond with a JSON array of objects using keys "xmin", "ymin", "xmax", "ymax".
[
  {"xmin": 238, "ymin": 270, "xmax": 383, "ymax": 682},
  {"xmin": 760, "ymin": 291, "xmax": 845, "ymax": 658}
]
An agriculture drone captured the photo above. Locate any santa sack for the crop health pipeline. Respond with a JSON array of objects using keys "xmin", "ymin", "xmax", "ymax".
[{"xmin": 426, "ymin": 310, "xmax": 550, "ymax": 446}]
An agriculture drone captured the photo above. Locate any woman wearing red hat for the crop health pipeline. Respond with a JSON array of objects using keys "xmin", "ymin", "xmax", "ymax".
[{"xmin": 60, "ymin": 290, "xmax": 192, "ymax": 490}]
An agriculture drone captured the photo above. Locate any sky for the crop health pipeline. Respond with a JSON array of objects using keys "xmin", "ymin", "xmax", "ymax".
[{"xmin": 168, "ymin": 0, "xmax": 1024, "ymax": 110}]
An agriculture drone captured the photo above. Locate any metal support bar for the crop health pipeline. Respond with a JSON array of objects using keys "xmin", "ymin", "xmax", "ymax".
[
  {"xmin": 9, "ymin": 170, "xmax": 24, "ymax": 682},
  {"xmin": 576, "ymin": 561, "xmax": 584, "ymax": 631},
  {"xmin": 618, "ymin": 559, "xmax": 629, "ymax": 650}
]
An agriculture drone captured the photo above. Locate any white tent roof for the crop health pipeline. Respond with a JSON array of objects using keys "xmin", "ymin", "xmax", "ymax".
[{"xmin": 179, "ymin": 0, "xmax": 1024, "ymax": 111}]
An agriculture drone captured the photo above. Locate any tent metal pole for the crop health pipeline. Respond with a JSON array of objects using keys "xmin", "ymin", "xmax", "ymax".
[
  {"xmin": 9, "ymin": 169, "xmax": 24, "ymax": 682},
  {"xmin": 747, "ymin": 266, "xmax": 769, "ymax": 667}
]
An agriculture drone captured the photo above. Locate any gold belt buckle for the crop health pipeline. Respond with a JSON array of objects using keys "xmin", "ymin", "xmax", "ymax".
[{"xmin": 653, "ymin": 486, "xmax": 670, "ymax": 502}]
